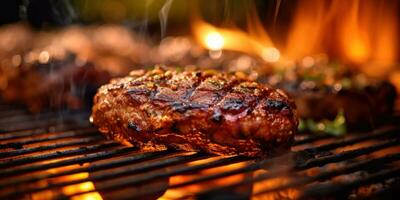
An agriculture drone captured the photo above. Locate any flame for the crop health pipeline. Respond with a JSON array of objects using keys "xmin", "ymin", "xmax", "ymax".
[
  {"xmin": 285, "ymin": 0, "xmax": 327, "ymax": 59},
  {"xmin": 252, "ymin": 175, "xmax": 299, "ymax": 200},
  {"xmin": 191, "ymin": 14, "xmax": 280, "ymax": 63},
  {"xmin": 289, "ymin": 0, "xmax": 398, "ymax": 76},
  {"xmin": 159, "ymin": 158, "xmax": 251, "ymax": 199},
  {"xmin": 338, "ymin": 0, "xmax": 371, "ymax": 64},
  {"xmin": 62, "ymin": 172, "xmax": 103, "ymax": 200},
  {"xmin": 29, "ymin": 162, "xmax": 103, "ymax": 200},
  {"xmin": 204, "ymin": 31, "xmax": 224, "ymax": 51},
  {"xmin": 191, "ymin": 0, "xmax": 398, "ymax": 77}
]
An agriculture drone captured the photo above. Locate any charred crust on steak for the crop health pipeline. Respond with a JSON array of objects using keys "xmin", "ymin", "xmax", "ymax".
[
  {"xmin": 126, "ymin": 87, "xmax": 151, "ymax": 95},
  {"xmin": 128, "ymin": 121, "xmax": 142, "ymax": 132},
  {"xmin": 170, "ymin": 122, "xmax": 180, "ymax": 133},
  {"xmin": 222, "ymin": 98, "xmax": 247, "ymax": 112},
  {"xmin": 91, "ymin": 67, "xmax": 298, "ymax": 157},
  {"xmin": 211, "ymin": 110, "xmax": 223, "ymax": 123},
  {"xmin": 170, "ymin": 102, "xmax": 189, "ymax": 113},
  {"xmin": 195, "ymin": 71, "xmax": 202, "ymax": 77},
  {"xmin": 265, "ymin": 99, "xmax": 289, "ymax": 111}
]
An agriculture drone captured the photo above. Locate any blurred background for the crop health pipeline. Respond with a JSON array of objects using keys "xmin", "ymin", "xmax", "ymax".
[
  {"xmin": 1, "ymin": 0, "xmax": 399, "ymax": 74},
  {"xmin": 0, "ymin": 0, "xmax": 399, "ymax": 133}
]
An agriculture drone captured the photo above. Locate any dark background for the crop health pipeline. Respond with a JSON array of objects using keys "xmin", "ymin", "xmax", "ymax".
[{"xmin": 0, "ymin": 0, "xmax": 295, "ymax": 39}]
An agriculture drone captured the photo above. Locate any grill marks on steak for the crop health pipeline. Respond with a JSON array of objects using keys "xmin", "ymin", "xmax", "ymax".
[{"xmin": 91, "ymin": 67, "xmax": 298, "ymax": 157}]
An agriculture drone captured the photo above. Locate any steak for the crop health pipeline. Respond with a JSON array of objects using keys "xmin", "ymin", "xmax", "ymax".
[{"xmin": 91, "ymin": 67, "xmax": 298, "ymax": 157}]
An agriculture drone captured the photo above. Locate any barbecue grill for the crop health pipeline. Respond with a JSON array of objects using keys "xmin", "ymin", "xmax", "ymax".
[
  {"xmin": 1, "ymin": 101, "xmax": 399, "ymax": 200},
  {"xmin": 1, "ymin": 1, "xmax": 400, "ymax": 199}
]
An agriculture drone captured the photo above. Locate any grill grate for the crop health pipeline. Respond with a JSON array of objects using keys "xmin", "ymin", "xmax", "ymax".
[{"xmin": 0, "ymin": 103, "xmax": 399, "ymax": 200}]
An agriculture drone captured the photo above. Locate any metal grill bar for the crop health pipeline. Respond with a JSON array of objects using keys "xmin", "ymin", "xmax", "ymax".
[
  {"xmin": 0, "ymin": 113, "xmax": 89, "ymax": 132},
  {"xmin": 5, "ymin": 124, "xmax": 378, "ymax": 199},
  {"xmin": 293, "ymin": 134, "xmax": 333, "ymax": 145},
  {"xmin": 129, "ymin": 158, "xmax": 277, "ymax": 199},
  {"xmin": 0, "ymin": 136, "xmax": 104, "ymax": 158},
  {"xmin": 0, "ymin": 111, "xmax": 87, "ymax": 124},
  {"xmin": 292, "ymin": 127, "xmax": 398, "ymax": 153},
  {"xmin": 1, "ymin": 152, "xmax": 210, "ymax": 198},
  {"xmin": 0, "ymin": 105, "xmax": 399, "ymax": 199},
  {"xmin": 363, "ymin": 181, "xmax": 400, "ymax": 200},
  {"xmin": 178, "ymin": 139, "xmax": 400, "ymax": 199},
  {"xmin": 300, "ymin": 167, "xmax": 400, "ymax": 199},
  {"xmin": 1, "ymin": 126, "xmax": 396, "ymax": 197},
  {"xmin": 0, "ymin": 128, "xmax": 97, "ymax": 149},
  {"xmin": 0, "ymin": 150, "xmax": 172, "ymax": 188},
  {"xmin": 0, "ymin": 146, "xmax": 137, "ymax": 177},
  {"xmin": 297, "ymin": 139, "xmax": 400, "ymax": 169},
  {"xmin": 252, "ymin": 154, "xmax": 400, "ymax": 198},
  {"xmin": 309, "ymin": 127, "xmax": 399, "ymax": 152},
  {"xmin": 0, "ymin": 111, "xmax": 86, "ymax": 122},
  {"xmin": 0, "ymin": 109, "xmax": 27, "ymax": 118},
  {"xmin": 0, "ymin": 104, "xmax": 17, "ymax": 111},
  {"xmin": 0, "ymin": 142, "xmax": 119, "ymax": 168},
  {"xmin": 67, "ymin": 155, "xmax": 249, "ymax": 199},
  {"xmin": 0, "ymin": 123, "xmax": 91, "ymax": 140}
]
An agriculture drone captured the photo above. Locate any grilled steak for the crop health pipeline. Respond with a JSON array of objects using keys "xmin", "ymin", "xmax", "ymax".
[{"xmin": 91, "ymin": 67, "xmax": 298, "ymax": 157}]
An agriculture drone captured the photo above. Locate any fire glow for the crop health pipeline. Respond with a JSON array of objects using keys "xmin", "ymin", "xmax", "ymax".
[
  {"xmin": 192, "ymin": 0, "xmax": 399, "ymax": 77},
  {"xmin": 192, "ymin": 14, "xmax": 280, "ymax": 63}
]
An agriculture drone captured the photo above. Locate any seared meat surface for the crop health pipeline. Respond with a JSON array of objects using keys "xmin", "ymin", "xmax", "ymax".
[{"xmin": 91, "ymin": 67, "xmax": 298, "ymax": 157}]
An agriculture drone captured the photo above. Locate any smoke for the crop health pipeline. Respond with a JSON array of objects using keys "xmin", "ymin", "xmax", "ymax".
[
  {"xmin": 120, "ymin": 0, "xmax": 174, "ymax": 41},
  {"xmin": 133, "ymin": 0, "xmax": 155, "ymax": 37},
  {"xmin": 273, "ymin": 0, "xmax": 282, "ymax": 25},
  {"xmin": 159, "ymin": 0, "xmax": 174, "ymax": 39},
  {"xmin": 19, "ymin": 0, "xmax": 29, "ymax": 20},
  {"xmin": 49, "ymin": 0, "xmax": 77, "ymax": 25}
]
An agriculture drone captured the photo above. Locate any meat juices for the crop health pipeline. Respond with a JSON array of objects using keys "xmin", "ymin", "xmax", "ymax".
[{"xmin": 91, "ymin": 67, "xmax": 298, "ymax": 157}]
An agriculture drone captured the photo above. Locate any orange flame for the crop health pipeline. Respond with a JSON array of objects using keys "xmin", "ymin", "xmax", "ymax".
[
  {"xmin": 191, "ymin": 0, "xmax": 399, "ymax": 77},
  {"xmin": 338, "ymin": 0, "xmax": 371, "ymax": 64},
  {"xmin": 30, "ymin": 163, "xmax": 103, "ymax": 200},
  {"xmin": 285, "ymin": 0, "xmax": 327, "ymax": 59},
  {"xmin": 191, "ymin": 14, "xmax": 280, "ymax": 63},
  {"xmin": 159, "ymin": 158, "xmax": 251, "ymax": 199}
]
